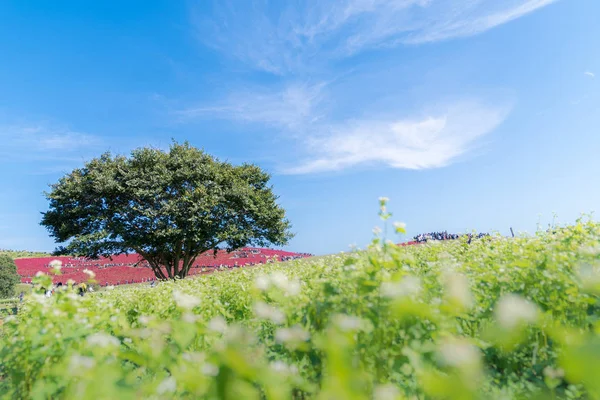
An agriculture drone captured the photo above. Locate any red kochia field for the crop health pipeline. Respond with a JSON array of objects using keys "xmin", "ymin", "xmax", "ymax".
[{"xmin": 15, "ymin": 248, "xmax": 311, "ymax": 286}]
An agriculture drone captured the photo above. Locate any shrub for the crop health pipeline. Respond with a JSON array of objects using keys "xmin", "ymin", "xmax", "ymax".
[{"xmin": 0, "ymin": 254, "xmax": 20, "ymax": 299}]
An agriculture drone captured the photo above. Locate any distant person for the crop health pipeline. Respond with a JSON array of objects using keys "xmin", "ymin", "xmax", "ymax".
[{"xmin": 19, "ymin": 292, "xmax": 24, "ymax": 303}]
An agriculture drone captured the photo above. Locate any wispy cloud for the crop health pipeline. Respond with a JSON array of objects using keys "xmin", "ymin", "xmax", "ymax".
[
  {"xmin": 196, "ymin": 0, "xmax": 558, "ymax": 74},
  {"xmin": 183, "ymin": 0, "xmax": 549, "ymax": 173},
  {"xmin": 179, "ymin": 82, "xmax": 327, "ymax": 130},
  {"xmin": 585, "ymin": 71, "xmax": 595, "ymax": 78},
  {"xmin": 284, "ymin": 101, "xmax": 511, "ymax": 174},
  {"xmin": 0, "ymin": 123, "xmax": 102, "ymax": 164}
]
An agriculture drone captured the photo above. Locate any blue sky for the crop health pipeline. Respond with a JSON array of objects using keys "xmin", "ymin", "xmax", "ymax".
[{"xmin": 0, "ymin": 0, "xmax": 598, "ymax": 255}]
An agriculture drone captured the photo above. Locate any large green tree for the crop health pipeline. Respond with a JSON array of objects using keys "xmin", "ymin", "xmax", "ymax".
[
  {"xmin": 41, "ymin": 142, "xmax": 293, "ymax": 280},
  {"xmin": 0, "ymin": 254, "xmax": 20, "ymax": 299}
]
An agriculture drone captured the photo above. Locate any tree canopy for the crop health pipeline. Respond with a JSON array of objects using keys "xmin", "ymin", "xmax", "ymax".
[
  {"xmin": 0, "ymin": 254, "xmax": 20, "ymax": 299},
  {"xmin": 41, "ymin": 142, "xmax": 293, "ymax": 280}
]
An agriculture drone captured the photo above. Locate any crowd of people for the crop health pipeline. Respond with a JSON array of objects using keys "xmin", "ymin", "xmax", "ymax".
[
  {"xmin": 413, "ymin": 231, "xmax": 490, "ymax": 243},
  {"xmin": 32, "ymin": 281, "xmax": 94, "ymax": 299}
]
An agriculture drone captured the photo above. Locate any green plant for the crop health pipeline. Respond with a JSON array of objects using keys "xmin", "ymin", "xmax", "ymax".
[
  {"xmin": 1, "ymin": 202, "xmax": 599, "ymax": 399},
  {"xmin": 0, "ymin": 254, "xmax": 20, "ymax": 299}
]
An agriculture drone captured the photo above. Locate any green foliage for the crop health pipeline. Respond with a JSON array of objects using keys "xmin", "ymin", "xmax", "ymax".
[
  {"xmin": 1, "ymin": 215, "xmax": 600, "ymax": 399},
  {"xmin": 0, "ymin": 255, "xmax": 20, "ymax": 299},
  {"xmin": 41, "ymin": 141, "xmax": 292, "ymax": 280},
  {"xmin": 0, "ymin": 250, "xmax": 50, "ymax": 259}
]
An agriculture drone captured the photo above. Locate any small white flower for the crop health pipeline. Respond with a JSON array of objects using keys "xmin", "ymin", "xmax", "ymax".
[
  {"xmin": 285, "ymin": 280, "xmax": 301, "ymax": 296},
  {"xmin": 334, "ymin": 315, "xmax": 365, "ymax": 332},
  {"xmin": 270, "ymin": 272, "xmax": 289, "ymax": 289},
  {"xmin": 69, "ymin": 354, "xmax": 95, "ymax": 371},
  {"xmin": 381, "ymin": 276, "xmax": 421, "ymax": 299},
  {"xmin": 86, "ymin": 333, "xmax": 120, "ymax": 348},
  {"xmin": 543, "ymin": 366, "xmax": 564, "ymax": 380},
  {"xmin": 35, "ymin": 271, "xmax": 45, "ymax": 277},
  {"xmin": 173, "ymin": 290, "xmax": 201, "ymax": 310},
  {"xmin": 494, "ymin": 294, "xmax": 539, "ymax": 330},
  {"xmin": 579, "ymin": 245, "xmax": 600, "ymax": 256},
  {"xmin": 378, "ymin": 197, "xmax": 390, "ymax": 203},
  {"xmin": 83, "ymin": 269, "xmax": 96, "ymax": 279},
  {"xmin": 255, "ymin": 275, "xmax": 270, "ymax": 291},
  {"xmin": 156, "ymin": 377, "xmax": 177, "ymax": 394},
  {"xmin": 182, "ymin": 312, "xmax": 199, "ymax": 323},
  {"xmin": 49, "ymin": 259, "xmax": 63, "ymax": 268},
  {"xmin": 373, "ymin": 384, "xmax": 400, "ymax": 400},
  {"xmin": 253, "ymin": 301, "xmax": 286, "ymax": 324},
  {"xmin": 270, "ymin": 361, "xmax": 298, "ymax": 375},
  {"xmin": 208, "ymin": 316, "xmax": 228, "ymax": 333},
  {"xmin": 438, "ymin": 339, "xmax": 481, "ymax": 368},
  {"xmin": 444, "ymin": 273, "xmax": 473, "ymax": 309},
  {"xmin": 275, "ymin": 325, "xmax": 310, "ymax": 344},
  {"xmin": 393, "ymin": 222, "xmax": 407, "ymax": 234},
  {"xmin": 373, "ymin": 226, "xmax": 382, "ymax": 235},
  {"xmin": 201, "ymin": 363, "xmax": 219, "ymax": 376}
]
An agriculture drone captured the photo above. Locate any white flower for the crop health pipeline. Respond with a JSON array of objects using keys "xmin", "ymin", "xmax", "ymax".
[
  {"xmin": 373, "ymin": 384, "xmax": 400, "ymax": 400},
  {"xmin": 543, "ymin": 366, "xmax": 564, "ymax": 380},
  {"xmin": 49, "ymin": 259, "xmax": 62, "ymax": 271},
  {"xmin": 255, "ymin": 275, "xmax": 270, "ymax": 291},
  {"xmin": 444, "ymin": 273, "xmax": 473, "ymax": 309},
  {"xmin": 285, "ymin": 280, "xmax": 301, "ymax": 296},
  {"xmin": 69, "ymin": 354, "xmax": 95, "ymax": 371},
  {"xmin": 173, "ymin": 290, "xmax": 201, "ymax": 310},
  {"xmin": 86, "ymin": 333, "xmax": 120, "ymax": 348},
  {"xmin": 275, "ymin": 325, "xmax": 310, "ymax": 344},
  {"xmin": 270, "ymin": 272, "xmax": 289, "ymax": 289},
  {"xmin": 182, "ymin": 312, "xmax": 199, "ymax": 323},
  {"xmin": 83, "ymin": 269, "xmax": 96, "ymax": 279},
  {"xmin": 334, "ymin": 315, "xmax": 365, "ymax": 332},
  {"xmin": 393, "ymin": 222, "xmax": 407, "ymax": 234},
  {"xmin": 494, "ymin": 294, "xmax": 539, "ymax": 330},
  {"xmin": 208, "ymin": 316, "xmax": 228, "ymax": 333},
  {"xmin": 253, "ymin": 302, "xmax": 286, "ymax": 324},
  {"xmin": 266, "ymin": 272, "xmax": 301, "ymax": 296},
  {"xmin": 579, "ymin": 245, "xmax": 600, "ymax": 256},
  {"xmin": 438, "ymin": 339, "xmax": 481, "ymax": 368},
  {"xmin": 378, "ymin": 197, "xmax": 390, "ymax": 203},
  {"xmin": 35, "ymin": 271, "xmax": 45, "ymax": 277},
  {"xmin": 156, "ymin": 377, "xmax": 177, "ymax": 394},
  {"xmin": 270, "ymin": 361, "xmax": 298, "ymax": 375},
  {"xmin": 373, "ymin": 226, "xmax": 382, "ymax": 235},
  {"xmin": 201, "ymin": 363, "xmax": 219, "ymax": 376},
  {"xmin": 381, "ymin": 276, "xmax": 421, "ymax": 299}
]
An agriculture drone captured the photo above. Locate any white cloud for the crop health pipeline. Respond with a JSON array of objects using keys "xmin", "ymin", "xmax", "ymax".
[
  {"xmin": 179, "ymin": 82, "xmax": 327, "ymax": 130},
  {"xmin": 284, "ymin": 101, "xmax": 511, "ymax": 174},
  {"xmin": 585, "ymin": 71, "xmax": 595, "ymax": 78},
  {"xmin": 0, "ymin": 123, "xmax": 101, "ymax": 160},
  {"xmin": 196, "ymin": 0, "xmax": 558, "ymax": 74},
  {"xmin": 185, "ymin": 0, "xmax": 533, "ymax": 174}
]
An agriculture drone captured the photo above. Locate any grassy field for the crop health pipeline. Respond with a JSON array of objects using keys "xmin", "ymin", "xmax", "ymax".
[
  {"xmin": 0, "ymin": 220, "xmax": 599, "ymax": 399},
  {"xmin": 0, "ymin": 250, "xmax": 50, "ymax": 259}
]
